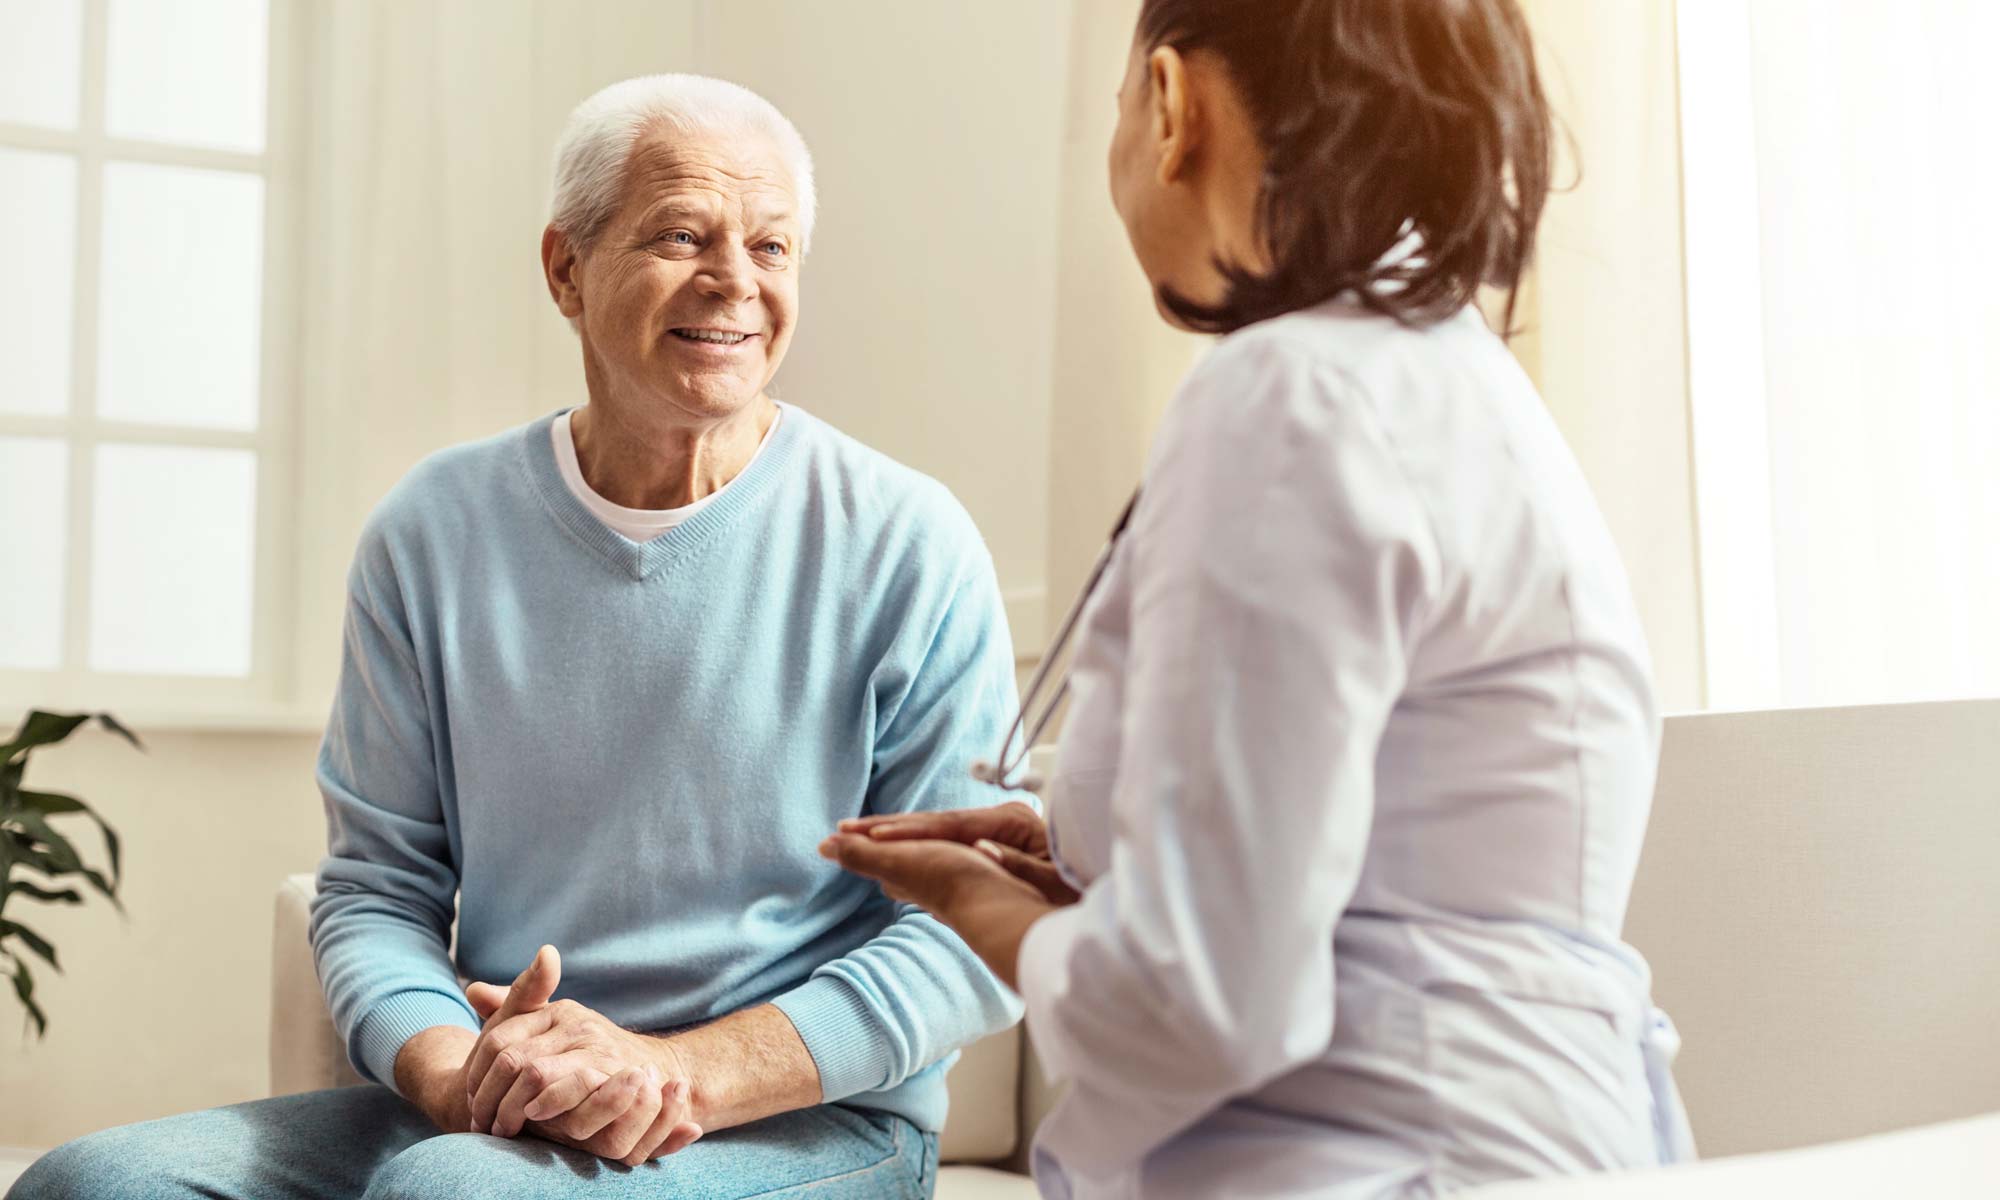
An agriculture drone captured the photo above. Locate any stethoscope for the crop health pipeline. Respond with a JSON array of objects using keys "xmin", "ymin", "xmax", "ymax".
[{"xmin": 970, "ymin": 488, "xmax": 1142, "ymax": 795}]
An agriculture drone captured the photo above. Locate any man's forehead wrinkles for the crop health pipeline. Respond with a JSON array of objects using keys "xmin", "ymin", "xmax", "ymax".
[
  {"xmin": 628, "ymin": 136, "xmax": 792, "ymax": 187},
  {"xmin": 631, "ymin": 187, "xmax": 797, "ymax": 226}
]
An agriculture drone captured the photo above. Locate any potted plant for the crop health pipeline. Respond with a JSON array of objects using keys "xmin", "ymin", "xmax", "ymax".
[{"xmin": 1, "ymin": 710, "xmax": 142, "ymax": 1036}]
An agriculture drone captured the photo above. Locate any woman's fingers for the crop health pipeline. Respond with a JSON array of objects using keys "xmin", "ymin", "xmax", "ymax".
[
  {"xmin": 837, "ymin": 802, "xmax": 1049, "ymax": 853},
  {"xmin": 976, "ymin": 839, "xmax": 1082, "ymax": 905},
  {"xmin": 818, "ymin": 834, "xmax": 947, "ymax": 905},
  {"xmin": 821, "ymin": 833, "xmax": 1048, "ymax": 914}
]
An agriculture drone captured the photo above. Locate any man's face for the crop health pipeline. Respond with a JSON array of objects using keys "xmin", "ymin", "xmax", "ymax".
[{"xmin": 564, "ymin": 127, "xmax": 802, "ymax": 421}]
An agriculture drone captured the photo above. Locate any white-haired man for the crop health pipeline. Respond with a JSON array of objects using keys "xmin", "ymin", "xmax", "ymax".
[{"xmin": 9, "ymin": 75, "xmax": 1020, "ymax": 1200}]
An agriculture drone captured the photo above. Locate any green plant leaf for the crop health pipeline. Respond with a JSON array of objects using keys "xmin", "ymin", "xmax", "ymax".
[
  {"xmin": 4, "ymin": 952, "xmax": 47, "ymax": 1038},
  {"xmin": 11, "ymin": 790, "xmax": 120, "ymax": 886},
  {"xmin": 7, "ymin": 839, "xmax": 119, "ymax": 912},
  {"xmin": 93, "ymin": 713, "xmax": 144, "ymax": 752},
  {"xmin": 5, "ymin": 809, "xmax": 82, "ymax": 867},
  {"xmin": 2, "ymin": 879, "xmax": 82, "ymax": 906},
  {"xmin": 0, "ymin": 712, "xmax": 92, "ymax": 764},
  {"xmin": 0, "ymin": 710, "xmax": 143, "ymax": 764},
  {"xmin": 0, "ymin": 918, "xmax": 58, "ymax": 971}
]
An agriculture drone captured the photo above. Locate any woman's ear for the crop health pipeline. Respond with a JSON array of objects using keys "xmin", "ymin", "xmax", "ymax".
[
  {"xmin": 1148, "ymin": 44, "xmax": 1196, "ymax": 186},
  {"xmin": 541, "ymin": 225, "xmax": 586, "ymax": 321}
]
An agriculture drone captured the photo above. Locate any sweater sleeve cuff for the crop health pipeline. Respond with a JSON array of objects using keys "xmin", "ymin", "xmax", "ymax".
[
  {"xmin": 1018, "ymin": 904, "xmax": 1085, "ymax": 1084},
  {"xmin": 352, "ymin": 989, "xmax": 482, "ymax": 1092},
  {"xmin": 770, "ymin": 975, "xmax": 895, "ymax": 1103}
]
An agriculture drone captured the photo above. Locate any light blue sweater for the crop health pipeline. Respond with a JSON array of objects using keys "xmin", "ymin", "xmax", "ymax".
[{"xmin": 308, "ymin": 404, "xmax": 1023, "ymax": 1132}]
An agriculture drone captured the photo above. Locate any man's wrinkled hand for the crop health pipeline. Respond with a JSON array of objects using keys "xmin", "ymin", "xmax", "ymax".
[{"xmin": 460, "ymin": 946, "xmax": 703, "ymax": 1166}]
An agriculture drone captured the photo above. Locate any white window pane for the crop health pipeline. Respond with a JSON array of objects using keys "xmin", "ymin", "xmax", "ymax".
[
  {"xmin": 0, "ymin": 0, "xmax": 83, "ymax": 130},
  {"xmin": 90, "ymin": 444, "xmax": 256, "ymax": 677},
  {"xmin": 0, "ymin": 149, "xmax": 78, "ymax": 417},
  {"xmin": 0, "ymin": 438, "xmax": 69, "ymax": 670},
  {"xmin": 97, "ymin": 163, "xmax": 264, "ymax": 431},
  {"xmin": 104, "ymin": 0, "xmax": 268, "ymax": 153}
]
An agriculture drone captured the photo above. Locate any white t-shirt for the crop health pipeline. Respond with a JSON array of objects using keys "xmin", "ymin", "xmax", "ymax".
[{"xmin": 551, "ymin": 407, "xmax": 781, "ymax": 543}]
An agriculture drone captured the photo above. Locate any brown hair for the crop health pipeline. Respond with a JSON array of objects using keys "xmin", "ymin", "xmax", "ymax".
[{"xmin": 1136, "ymin": 0, "xmax": 1553, "ymax": 335}]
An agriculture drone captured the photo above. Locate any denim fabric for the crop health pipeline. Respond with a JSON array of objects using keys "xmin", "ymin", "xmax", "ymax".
[{"xmin": 8, "ymin": 1085, "xmax": 936, "ymax": 1200}]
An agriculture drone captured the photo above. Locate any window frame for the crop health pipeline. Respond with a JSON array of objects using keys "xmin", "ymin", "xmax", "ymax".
[{"xmin": 0, "ymin": 0, "xmax": 309, "ymax": 726}]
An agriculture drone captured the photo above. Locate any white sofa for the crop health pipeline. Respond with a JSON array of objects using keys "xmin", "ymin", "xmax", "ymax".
[{"xmin": 270, "ymin": 700, "xmax": 2000, "ymax": 1196}]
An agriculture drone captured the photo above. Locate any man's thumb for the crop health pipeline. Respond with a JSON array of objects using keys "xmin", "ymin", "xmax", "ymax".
[{"xmin": 504, "ymin": 944, "xmax": 561, "ymax": 1015}]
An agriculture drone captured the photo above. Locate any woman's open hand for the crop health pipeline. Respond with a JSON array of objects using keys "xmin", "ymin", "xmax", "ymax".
[
  {"xmin": 836, "ymin": 802, "xmax": 1079, "ymax": 905},
  {"xmin": 820, "ymin": 827, "xmax": 1066, "ymax": 990}
]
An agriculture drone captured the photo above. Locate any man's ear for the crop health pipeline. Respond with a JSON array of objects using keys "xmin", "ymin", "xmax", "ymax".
[
  {"xmin": 1148, "ymin": 44, "xmax": 1197, "ymax": 186},
  {"xmin": 542, "ymin": 225, "xmax": 586, "ymax": 321}
]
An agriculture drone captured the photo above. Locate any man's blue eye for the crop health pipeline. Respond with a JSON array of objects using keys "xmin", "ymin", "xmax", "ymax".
[
  {"xmin": 666, "ymin": 231, "xmax": 695, "ymax": 245},
  {"xmin": 762, "ymin": 242, "xmax": 787, "ymax": 256}
]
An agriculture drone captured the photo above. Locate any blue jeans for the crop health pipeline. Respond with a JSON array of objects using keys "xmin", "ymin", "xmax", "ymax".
[{"xmin": 7, "ymin": 1085, "xmax": 937, "ymax": 1199}]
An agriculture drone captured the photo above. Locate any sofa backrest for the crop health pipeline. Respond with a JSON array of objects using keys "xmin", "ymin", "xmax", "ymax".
[{"xmin": 1625, "ymin": 700, "xmax": 2000, "ymax": 1158}]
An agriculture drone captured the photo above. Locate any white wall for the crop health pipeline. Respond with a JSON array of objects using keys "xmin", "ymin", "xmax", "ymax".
[
  {"xmin": 692, "ymin": 0, "xmax": 1071, "ymax": 641},
  {"xmin": 0, "ymin": 730, "xmax": 324, "ymax": 1144},
  {"xmin": 1519, "ymin": 0, "xmax": 1705, "ymax": 711}
]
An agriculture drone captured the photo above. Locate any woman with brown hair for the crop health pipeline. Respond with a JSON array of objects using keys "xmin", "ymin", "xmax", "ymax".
[{"xmin": 825, "ymin": 1, "xmax": 1694, "ymax": 1194}]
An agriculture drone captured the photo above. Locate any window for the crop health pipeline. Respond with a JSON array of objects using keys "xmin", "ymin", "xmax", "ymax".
[
  {"xmin": 1678, "ymin": 0, "xmax": 2000, "ymax": 709},
  {"xmin": 0, "ymin": 0, "xmax": 301, "ymax": 716}
]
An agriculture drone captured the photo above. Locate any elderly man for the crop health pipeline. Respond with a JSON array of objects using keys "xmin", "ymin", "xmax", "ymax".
[{"xmin": 9, "ymin": 74, "xmax": 1018, "ymax": 1200}]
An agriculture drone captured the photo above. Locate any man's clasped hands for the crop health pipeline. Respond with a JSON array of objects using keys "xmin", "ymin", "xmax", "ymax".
[{"xmin": 397, "ymin": 946, "xmax": 705, "ymax": 1167}]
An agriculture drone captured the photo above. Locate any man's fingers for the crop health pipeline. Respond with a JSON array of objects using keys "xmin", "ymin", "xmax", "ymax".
[
  {"xmin": 557, "ymin": 1066, "xmax": 649, "ymax": 1144},
  {"xmin": 491, "ymin": 1044, "xmax": 600, "ymax": 1138},
  {"xmin": 463, "ymin": 1007, "xmax": 559, "ymax": 1129},
  {"xmin": 520, "ymin": 1064, "xmax": 604, "ymax": 1128},
  {"xmin": 503, "ymin": 945, "xmax": 561, "ymax": 1019},
  {"xmin": 464, "ymin": 980, "xmax": 507, "ymax": 1022},
  {"xmin": 977, "ymin": 839, "xmax": 1081, "ymax": 905},
  {"xmin": 464, "ymin": 944, "xmax": 560, "ymax": 1038},
  {"xmin": 471, "ymin": 1023, "xmax": 574, "ymax": 1132},
  {"xmin": 593, "ymin": 1070, "xmax": 662, "ymax": 1163},
  {"xmin": 656, "ymin": 1121, "xmax": 704, "ymax": 1159},
  {"xmin": 622, "ymin": 1079, "xmax": 691, "ymax": 1166},
  {"xmin": 489, "ymin": 1067, "xmax": 548, "ymax": 1140}
]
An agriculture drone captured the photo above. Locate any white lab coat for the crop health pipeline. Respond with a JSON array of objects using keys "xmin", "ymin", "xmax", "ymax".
[{"xmin": 1020, "ymin": 301, "xmax": 1695, "ymax": 1199}]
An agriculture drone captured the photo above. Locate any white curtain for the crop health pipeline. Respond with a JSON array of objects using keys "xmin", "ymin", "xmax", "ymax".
[{"xmin": 1680, "ymin": 0, "xmax": 2000, "ymax": 708}]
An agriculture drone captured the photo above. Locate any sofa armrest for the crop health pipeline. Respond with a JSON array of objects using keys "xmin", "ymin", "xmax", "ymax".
[{"xmin": 270, "ymin": 873, "xmax": 362, "ymax": 1095}]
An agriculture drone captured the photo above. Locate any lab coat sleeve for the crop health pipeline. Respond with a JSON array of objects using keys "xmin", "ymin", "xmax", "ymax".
[{"xmin": 1017, "ymin": 335, "xmax": 1441, "ymax": 1179}]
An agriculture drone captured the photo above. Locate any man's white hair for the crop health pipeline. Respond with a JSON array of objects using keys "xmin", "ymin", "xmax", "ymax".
[{"xmin": 549, "ymin": 74, "xmax": 817, "ymax": 254}]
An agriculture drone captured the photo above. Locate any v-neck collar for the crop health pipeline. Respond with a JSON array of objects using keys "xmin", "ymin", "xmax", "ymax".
[{"xmin": 519, "ymin": 403, "xmax": 803, "ymax": 581}]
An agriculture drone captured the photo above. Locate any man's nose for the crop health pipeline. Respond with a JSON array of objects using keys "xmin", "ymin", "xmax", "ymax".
[{"xmin": 695, "ymin": 244, "xmax": 759, "ymax": 306}]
